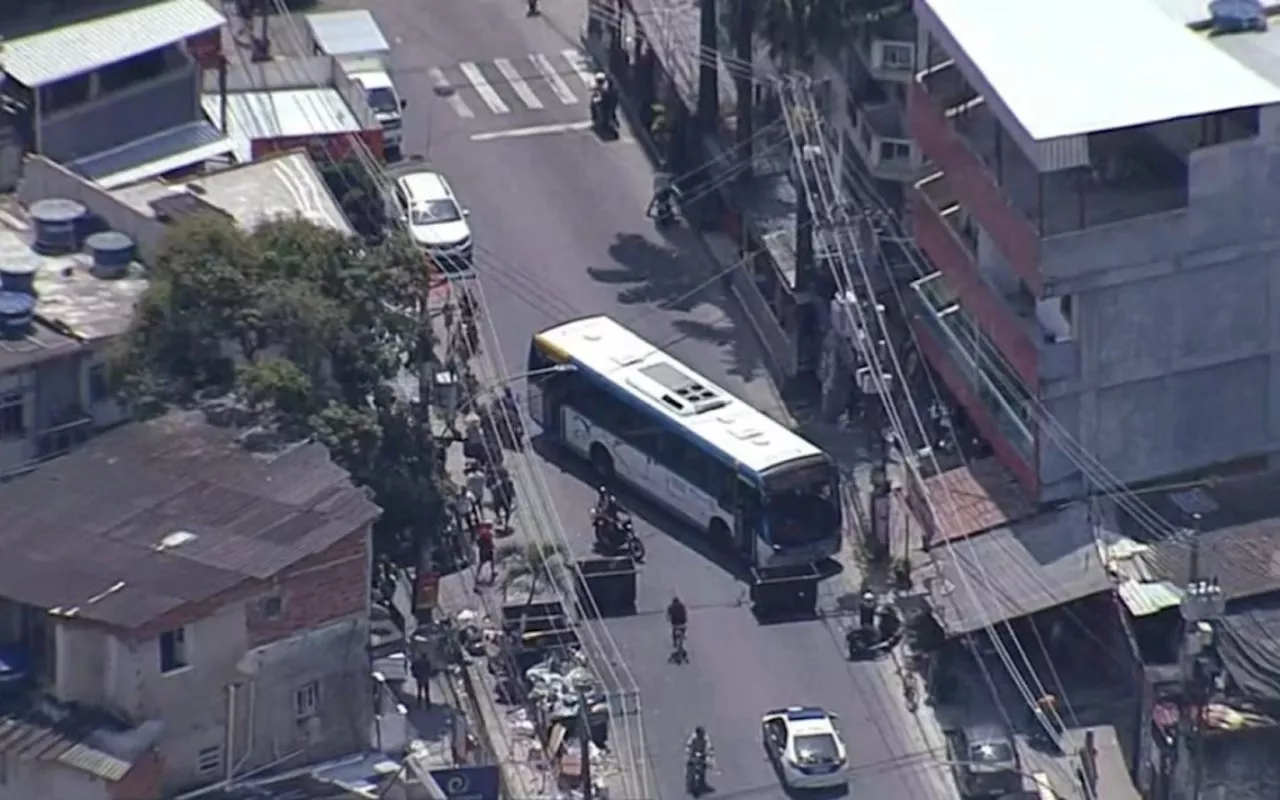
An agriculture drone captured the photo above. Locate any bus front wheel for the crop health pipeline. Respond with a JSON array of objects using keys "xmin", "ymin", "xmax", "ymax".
[{"xmin": 590, "ymin": 444, "xmax": 615, "ymax": 483}]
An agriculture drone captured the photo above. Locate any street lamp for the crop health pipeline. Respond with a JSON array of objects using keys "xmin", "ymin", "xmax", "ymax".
[{"xmin": 437, "ymin": 363, "xmax": 575, "ymax": 426}]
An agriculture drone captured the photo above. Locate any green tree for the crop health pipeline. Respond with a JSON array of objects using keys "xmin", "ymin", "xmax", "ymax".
[
  {"xmin": 110, "ymin": 213, "xmax": 447, "ymax": 564},
  {"xmin": 318, "ymin": 159, "xmax": 387, "ymax": 239}
]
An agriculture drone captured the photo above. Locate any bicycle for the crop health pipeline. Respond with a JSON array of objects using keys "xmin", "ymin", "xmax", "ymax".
[{"xmin": 670, "ymin": 623, "xmax": 688, "ymax": 663}]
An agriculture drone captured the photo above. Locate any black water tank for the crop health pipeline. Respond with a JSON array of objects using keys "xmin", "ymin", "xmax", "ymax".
[
  {"xmin": 0, "ymin": 248, "xmax": 38, "ymax": 295},
  {"xmin": 0, "ymin": 291, "xmax": 36, "ymax": 340},
  {"xmin": 30, "ymin": 198, "xmax": 87, "ymax": 255},
  {"xmin": 85, "ymin": 230, "xmax": 134, "ymax": 278}
]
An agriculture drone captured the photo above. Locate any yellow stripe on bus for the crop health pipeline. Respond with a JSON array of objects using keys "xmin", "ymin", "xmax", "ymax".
[{"xmin": 535, "ymin": 335, "xmax": 570, "ymax": 363}]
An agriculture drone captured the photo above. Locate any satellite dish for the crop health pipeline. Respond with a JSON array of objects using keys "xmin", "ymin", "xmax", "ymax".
[{"xmin": 1208, "ymin": 0, "xmax": 1267, "ymax": 33}]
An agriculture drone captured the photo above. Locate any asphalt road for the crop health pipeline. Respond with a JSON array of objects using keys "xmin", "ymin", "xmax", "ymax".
[{"xmin": 337, "ymin": 0, "xmax": 957, "ymax": 796}]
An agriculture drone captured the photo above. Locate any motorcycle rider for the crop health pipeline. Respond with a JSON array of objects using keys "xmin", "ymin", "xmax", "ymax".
[
  {"xmin": 646, "ymin": 173, "xmax": 681, "ymax": 221},
  {"xmin": 685, "ymin": 726, "xmax": 713, "ymax": 783},
  {"xmin": 667, "ymin": 596, "xmax": 688, "ymax": 649},
  {"xmin": 590, "ymin": 72, "xmax": 618, "ymax": 128}
]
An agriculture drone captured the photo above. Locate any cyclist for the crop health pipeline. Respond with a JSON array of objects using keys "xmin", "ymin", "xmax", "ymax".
[{"xmin": 667, "ymin": 596, "xmax": 688, "ymax": 650}]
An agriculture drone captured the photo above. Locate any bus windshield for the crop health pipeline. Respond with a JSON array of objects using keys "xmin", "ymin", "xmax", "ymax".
[{"xmin": 763, "ymin": 462, "xmax": 840, "ymax": 546}]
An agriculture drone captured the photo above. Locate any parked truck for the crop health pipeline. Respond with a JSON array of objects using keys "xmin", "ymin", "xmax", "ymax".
[{"xmin": 305, "ymin": 10, "xmax": 406, "ymax": 157}]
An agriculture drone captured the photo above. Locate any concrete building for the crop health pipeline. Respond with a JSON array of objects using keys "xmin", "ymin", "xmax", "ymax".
[
  {"xmin": 0, "ymin": 0, "xmax": 233, "ymax": 189},
  {"xmin": 906, "ymin": 0, "xmax": 1280, "ymax": 502},
  {"xmin": 0, "ymin": 412, "xmax": 380, "ymax": 799},
  {"xmin": 1, "ymin": 151, "xmax": 352, "ymax": 479}
]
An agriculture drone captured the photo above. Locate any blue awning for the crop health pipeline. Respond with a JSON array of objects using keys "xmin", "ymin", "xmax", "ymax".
[{"xmin": 70, "ymin": 121, "xmax": 234, "ymax": 189}]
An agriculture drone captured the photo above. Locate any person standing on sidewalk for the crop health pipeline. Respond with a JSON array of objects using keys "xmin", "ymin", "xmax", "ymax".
[
  {"xmin": 466, "ymin": 465, "xmax": 487, "ymax": 520},
  {"xmin": 475, "ymin": 520, "xmax": 496, "ymax": 586},
  {"xmin": 412, "ymin": 651, "xmax": 432, "ymax": 708}
]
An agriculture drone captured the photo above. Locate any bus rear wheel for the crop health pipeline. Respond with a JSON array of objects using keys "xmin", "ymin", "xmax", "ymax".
[
  {"xmin": 590, "ymin": 444, "xmax": 615, "ymax": 484},
  {"xmin": 708, "ymin": 518, "xmax": 732, "ymax": 549}
]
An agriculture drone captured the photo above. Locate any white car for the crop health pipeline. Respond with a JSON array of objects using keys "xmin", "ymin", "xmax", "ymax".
[
  {"xmin": 393, "ymin": 170, "xmax": 473, "ymax": 277},
  {"xmin": 761, "ymin": 706, "xmax": 850, "ymax": 789}
]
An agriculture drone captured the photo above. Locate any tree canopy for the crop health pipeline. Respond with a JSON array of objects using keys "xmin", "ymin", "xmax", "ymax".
[
  {"xmin": 111, "ymin": 213, "xmax": 447, "ymax": 564},
  {"xmin": 748, "ymin": 0, "xmax": 910, "ymax": 68}
]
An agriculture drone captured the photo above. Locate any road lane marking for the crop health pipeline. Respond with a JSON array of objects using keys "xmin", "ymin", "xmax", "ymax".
[
  {"xmin": 458, "ymin": 61, "xmax": 510, "ymax": 114},
  {"xmin": 531, "ymin": 53, "xmax": 577, "ymax": 105},
  {"xmin": 494, "ymin": 58, "xmax": 544, "ymax": 110},
  {"xmin": 562, "ymin": 49, "xmax": 595, "ymax": 88},
  {"xmin": 428, "ymin": 67, "xmax": 474, "ymax": 118},
  {"xmin": 470, "ymin": 120, "xmax": 593, "ymax": 141}
]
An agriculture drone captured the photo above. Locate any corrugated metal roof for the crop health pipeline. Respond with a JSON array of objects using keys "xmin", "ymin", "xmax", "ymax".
[
  {"xmin": 2, "ymin": 0, "xmax": 226, "ymax": 88},
  {"xmin": 70, "ymin": 121, "xmax": 233, "ymax": 189},
  {"xmin": 202, "ymin": 89, "xmax": 362, "ymax": 142},
  {"xmin": 1117, "ymin": 580, "xmax": 1183, "ymax": 617},
  {"xmin": 304, "ymin": 10, "xmax": 390, "ymax": 57},
  {"xmin": 0, "ymin": 411, "xmax": 379, "ymax": 629}
]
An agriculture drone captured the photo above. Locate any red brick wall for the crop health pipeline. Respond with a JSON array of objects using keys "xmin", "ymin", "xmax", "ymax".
[
  {"xmin": 109, "ymin": 749, "xmax": 164, "ymax": 800},
  {"xmin": 245, "ymin": 528, "xmax": 370, "ymax": 649},
  {"xmin": 125, "ymin": 526, "xmax": 370, "ymax": 643},
  {"xmin": 252, "ymin": 129, "xmax": 386, "ymax": 165},
  {"xmin": 907, "ymin": 80, "xmax": 1042, "ymax": 294},
  {"xmin": 911, "ymin": 187, "xmax": 1039, "ymax": 390}
]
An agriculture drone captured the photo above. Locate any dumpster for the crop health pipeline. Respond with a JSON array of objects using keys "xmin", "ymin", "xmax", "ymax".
[
  {"xmin": 749, "ymin": 564, "xmax": 822, "ymax": 618},
  {"xmin": 501, "ymin": 601, "xmax": 579, "ymax": 673},
  {"xmin": 573, "ymin": 556, "xmax": 638, "ymax": 618}
]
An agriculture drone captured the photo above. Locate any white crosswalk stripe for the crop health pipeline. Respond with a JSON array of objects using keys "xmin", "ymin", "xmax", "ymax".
[
  {"xmin": 562, "ymin": 49, "xmax": 595, "ymax": 89},
  {"xmin": 494, "ymin": 58, "xmax": 544, "ymax": 110},
  {"xmin": 429, "ymin": 67, "xmax": 475, "ymax": 118},
  {"xmin": 459, "ymin": 61, "xmax": 510, "ymax": 114},
  {"xmin": 530, "ymin": 53, "xmax": 577, "ymax": 105}
]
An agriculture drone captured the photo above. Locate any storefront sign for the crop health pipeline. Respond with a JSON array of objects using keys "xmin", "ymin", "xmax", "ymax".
[{"xmin": 429, "ymin": 765, "xmax": 500, "ymax": 800}]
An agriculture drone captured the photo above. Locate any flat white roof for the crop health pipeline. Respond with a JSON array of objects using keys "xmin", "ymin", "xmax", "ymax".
[
  {"xmin": 112, "ymin": 151, "xmax": 353, "ymax": 234},
  {"xmin": 202, "ymin": 89, "xmax": 362, "ymax": 143},
  {"xmin": 536, "ymin": 316, "xmax": 823, "ymax": 474},
  {"xmin": 922, "ymin": 0, "xmax": 1280, "ymax": 140},
  {"xmin": 305, "ymin": 10, "xmax": 389, "ymax": 57},
  {"xmin": 3, "ymin": 0, "xmax": 225, "ymax": 88}
]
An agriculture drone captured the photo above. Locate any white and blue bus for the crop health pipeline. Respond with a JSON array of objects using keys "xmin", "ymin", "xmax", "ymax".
[{"xmin": 526, "ymin": 316, "xmax": 841, "ymax": 568}]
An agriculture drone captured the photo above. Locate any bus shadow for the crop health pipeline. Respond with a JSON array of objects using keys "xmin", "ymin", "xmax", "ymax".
[{"xmin": 530, "ymin": 434, "xmax": 755, "ymax": 583}]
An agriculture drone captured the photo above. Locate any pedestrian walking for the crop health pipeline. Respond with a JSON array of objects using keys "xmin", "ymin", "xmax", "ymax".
[
  {"xmin": 493, "ymin": 473, "xmax": 516, "ymax": 530},
  {"xmin": 475, "ymin": 521, "xmax": 496, "ymax": 585},
  {"xmin": 411, "ymin": 652, "xmax": 432, "ymax": 708},
  {"xmin": 465, "ymin": 466, "xmax": 487, "ymax": 514},
  {"xmin": 457, "ymin": 489, "xmax": 479, "ymax": 535}
]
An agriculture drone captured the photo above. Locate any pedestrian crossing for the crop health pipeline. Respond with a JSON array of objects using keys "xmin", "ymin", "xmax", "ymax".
[{"xmin": 433, "ymin": 50, "xmax": 596, "ymax": 120}]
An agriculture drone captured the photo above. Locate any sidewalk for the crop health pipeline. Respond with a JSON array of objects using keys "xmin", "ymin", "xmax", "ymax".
[{"xmin": 426, "ymin": 291, "xmax": 636, "ymax": 799}]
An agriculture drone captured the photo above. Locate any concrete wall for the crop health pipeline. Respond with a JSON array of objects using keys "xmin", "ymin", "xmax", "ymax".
[
  {"xmin": 39, "ymin": 66, "xmax": 201, "ymax": 163},
  {"xmin": 51, "ymin": 528, "xmax": 373, "ymax": 793},
  {"xmin": 1033, "ymin": 132, "xmax": 1280, "ymax": 497},
  {"xmin": 18, "ymin": 157, "xmax": 167, "ymax": 263}
]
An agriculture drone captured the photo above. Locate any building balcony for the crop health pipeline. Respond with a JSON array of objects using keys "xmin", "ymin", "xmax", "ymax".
[
  {"xmin": 908, "ymin": 274, "xmax": 1037, "ymax": 493},
  {"xmin": 846, "ymin": 100, "xmax": 918, "ymax": 183},
  {"xmin": 911, "ymin": 171, "xmax": 1038, "ymax": 390},
  {"xmin": 910, "ymin": 62, "xmax": 1205, "ymax": 295}
]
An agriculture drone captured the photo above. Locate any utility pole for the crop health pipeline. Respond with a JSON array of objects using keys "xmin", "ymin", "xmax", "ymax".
[
  {"xmin": 1179, "ymin": 510, "xmax": 1223, "ymax": 800},
  {"xmin": 579, "ymin": 688, "xmax": 595, "ymax": 800}
]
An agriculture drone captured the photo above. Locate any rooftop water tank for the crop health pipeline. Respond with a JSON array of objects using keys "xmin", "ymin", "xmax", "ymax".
[
  {"xmin": 85, "ymin": 230, "xmax": 134, "ymax": 279},
  {"xmin": 29, "ymin": 198, "xmax": 87, "ymax": 256},
  {"xmin": 0, "ymin": 291, "xmax": 36, "ymax": 340},
  {"xmin": 0, "ymin": 247, "xmax": 39, "ymax": 295}
]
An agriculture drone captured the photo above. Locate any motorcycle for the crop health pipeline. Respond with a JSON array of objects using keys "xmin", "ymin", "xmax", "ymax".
[
  {"xmin": 591, "ymin": 505, "xmax": 646, "ymax": 562},
  {"xmin": 653, "ymin": 194, "xmax": 677, "ymax": 226},
  {"xmin": 845, "ymin": 624, "xmax": 878, "ymax": 660},
  {"xmin": 589, "ymin": 89, "xmax": 617, "ymax": 135},
  {"xmin": 685, "ymin": 750, "xmax": 709, "ymax": 796}
]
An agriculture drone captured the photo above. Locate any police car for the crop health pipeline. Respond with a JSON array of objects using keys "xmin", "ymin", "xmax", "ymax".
[{"xmin": 761, "ymin": 706, "xmax": 850, "ymax": 789}]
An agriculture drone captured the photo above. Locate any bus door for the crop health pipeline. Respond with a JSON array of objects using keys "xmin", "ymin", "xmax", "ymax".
[{"xmin": 734, "ymin": 476, "xmax": 763, "ymax": 559}]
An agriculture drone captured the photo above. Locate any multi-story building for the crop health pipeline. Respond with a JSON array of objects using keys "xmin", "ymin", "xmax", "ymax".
[
  {"xmin": 0, "ymin": 412, "xmax": 380, "ymax": 799},
  {"xmin": 906, "ymin": 0, "xmax": 1280, "ymax": 502},
  {"xmin": 0, "ymin": 0, "xmax": 232, "ymax": 189}
]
